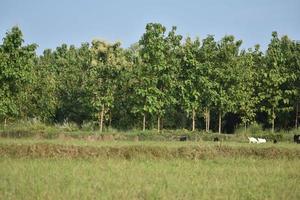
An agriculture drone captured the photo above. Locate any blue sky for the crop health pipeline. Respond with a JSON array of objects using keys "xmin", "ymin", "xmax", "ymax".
[{"xmin": 1, "ymin": 0, "xmax": 299, "ymax": 54}]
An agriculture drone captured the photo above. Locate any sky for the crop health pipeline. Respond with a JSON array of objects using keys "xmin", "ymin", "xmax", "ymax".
[{"xmin": 1, "ymin": 0, "xmax": 299, "ymax": 54}]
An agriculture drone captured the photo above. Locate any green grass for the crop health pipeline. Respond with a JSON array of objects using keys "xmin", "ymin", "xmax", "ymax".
[
  {"xmin": 0, "ymin": 157, "xmax": 299, "ymax": 200},
  {"xmin": 0, "ymin": 138, "xmax": 299, "ymax": 149},
  {"xmin": 0, "ymin": 138, "xmax": 299, "ymax": 199}
]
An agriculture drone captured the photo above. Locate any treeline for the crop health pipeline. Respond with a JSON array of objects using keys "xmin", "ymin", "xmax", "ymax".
[{"xmin": 0, "ymin": 23, "xmax": 299, "ymax": 133}]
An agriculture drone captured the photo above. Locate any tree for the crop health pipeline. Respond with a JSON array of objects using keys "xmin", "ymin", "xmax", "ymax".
[
  {"xmin": 214, "ymin": 35, "xmax": 242, "ymax": 133},
  {"xmin": 129, "ymin": 43, "xmax": 151, "ymax": 131},
  {"xmin": 236, "ymin": 47, "xmax": 260, "ymax": 131},
  {"xmin": 0, "ymin": 26, "xmax": 37, "ymax": 123},
  {"xmin": 31, "ymin": 49, "xmax": 58, "ymax": 121},
  {"xmin": 138, "ymin": 23, "xmax": 182, "ymax": 132},
  {"xmin": 53, "ymin": 44, "xmax": 92, "ymax": 124},
  {"xmin": 179, "ymin": 37, "xmax": 201, "ymax": 131},
  {"xmin": 89, "ymin": 40, "xmax": 124, "ymax": 132},
  {"xmin": 291, "ymin": 41, "xmax": 300, "ymax": 129},
  {"xmin": 277, "ymin": 36, "xmax": 299, "ymax": 129},
  {"xmin": 258, "ymin": 32, "xmax": 292, "ymax": 132},
  {"xmin": 199, "ymin": 35, "xmax": 219, "ymax": 132}
]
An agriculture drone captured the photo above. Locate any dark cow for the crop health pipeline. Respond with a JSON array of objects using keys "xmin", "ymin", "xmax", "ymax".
[
  {"xmin": 294, "ymin": 135, "xmax": 300, "ymax": 144},
  {"xmin": 213, "ymin": 137, "xmax": 219, "ymax": 142},
  {"xmin": 179, "ymin": 136, "xmax": 187, "ymax": 141},
  {"xmin": 273, "ymin": 139, "xmax": 278, "ymax": 144}
]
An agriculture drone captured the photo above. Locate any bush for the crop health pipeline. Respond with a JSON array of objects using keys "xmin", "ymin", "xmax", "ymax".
[
  {"xmin": 81, "ymin": 121, "xmax": 98, "ymax": 131},
  {"xmin": 55, "ymin": 120, "xmax": 79, "ymax": 132},
  {"xmin": 248, "ymin": 122, "xmax": 264, "ymax": 135}
]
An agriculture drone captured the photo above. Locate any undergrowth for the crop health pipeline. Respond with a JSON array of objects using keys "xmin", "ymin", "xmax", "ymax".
[{"xmin": 0, "ymin": 120, "xmax": 298, "ymax": 142}]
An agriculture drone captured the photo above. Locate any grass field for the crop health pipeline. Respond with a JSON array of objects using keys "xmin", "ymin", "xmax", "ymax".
[{"xmin": 0, "ymin": 138, "xmax": 299, "ymax": 199}]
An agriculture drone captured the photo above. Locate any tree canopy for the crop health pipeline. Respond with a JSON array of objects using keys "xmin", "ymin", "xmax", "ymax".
[{"xmin": 1, "ymin": 24, "xmax": 299, "ymax": 133}]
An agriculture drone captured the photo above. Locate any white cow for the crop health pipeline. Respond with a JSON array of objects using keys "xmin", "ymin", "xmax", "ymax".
[
  {"xmin": 257, "ymin": 138, "xmax": 267, "ymax": 144},
  {"xmin": 248, "ymin": 137, "xmax": 258, "ymax": 143}
]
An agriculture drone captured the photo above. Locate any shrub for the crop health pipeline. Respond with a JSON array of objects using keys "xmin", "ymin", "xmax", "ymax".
[
  {"xmin": 81, "ymin": 121, "xmax": 98, "ymax": 131},
  {"xmin": 55, "ymin": 120, "xmax": 79, "ymax": 132},
  {"xmin": 248, "ymin": 122, "xmax": 264, "ymax": 135}
]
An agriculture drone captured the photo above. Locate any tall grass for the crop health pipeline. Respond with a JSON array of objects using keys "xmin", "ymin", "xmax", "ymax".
[
  {"xmin": 234, "ymin": 122, "xmax": 299, "ymax": 142},
  {"xmin": 1, "ymin": 140, "xmax": 299, "ymax": 160},
  {"xmin": 0, "ymin": 132, "xmax": 299, "ymax": 199},
  {"xmin": 0, "ymin": 157, "xmax": 299, "ymax": 200},
  {"xmin": 0, "ymin": 120, "xmax": 298, "ymax": 142}
]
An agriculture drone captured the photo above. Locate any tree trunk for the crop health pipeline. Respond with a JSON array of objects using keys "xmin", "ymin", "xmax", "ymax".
[
  {"xmin": 205, "ymin": 108, "xmax": 208, "ymax": 132},
  {"xmin": 207, "ymin": 109, "xmax": 210, "ymax": 132},
  {"xmin": 98, "ymin": 112, "xmax": 101, "ymax": 132},
  {"xmin": 272, "ymin": 107, "xmax": 275, "ymax": 133},
  {"xmin": 192, "ymin": 109, "xmax": 195, "ymax": 131},
  {"xmin": 157, "ymin": 116, "xmax": 160, "ymax": 133},
  {"xmin": 272, "ymin": 118, "xmax": 275, "ymax": 133},
  {"xmin": 143, "ymin": 113, "xmax": 146, "ymax": 131},
  {"xmin": 109, "ymin": 110, "xmax": 112, "ymax": 128},
  {"xmin": 296, "ymin": 102, "xmax": 299, "ymax": 129},
  {"xmin": 244, "ymin": 122, "xmax": 247, "ymax": 133},
  {"xmin": 4, "ymin": 118, "xmax": 7, "ymax": 128},
  {"xmin": 204, "ymin": 108, "xmax": 211, "ymax": 132},
  {"xmin": 218, "ymin": 111, "xmax": 222, "ymax": 134},
  {"xmin": 99, "ymin": 105, "xmax": 104, "ymax": 133}
]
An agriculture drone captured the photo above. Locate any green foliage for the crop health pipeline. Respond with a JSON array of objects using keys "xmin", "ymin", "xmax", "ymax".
[
  {"xmin": 81, "ymin": 121, "xmax": 98, "ymax": 131},
  {"xmin": 53, "ymin": 43, "xmax": 93, "ymax": 124},
  {"xmin": 199, "ymin": 35, "xmax": 219, "ymax": 109},
  {"xmin": 213, "ymin": 35, "xmax": 243, "ymax": 114},
  {"xmin": 0, "ymin": 26, "xmax": 37, "ymax": 120},
  {"xmin": 179, "ymin": 37, "xmax": 201, "ymax": 117},
  {"xmin": 1, "ymin": 25, "xmax": 300, "ymax": 133},
  {"xmin": 137, "ymin": 23, "xmax": 182, "ymax": 123},
  {"xmin": 257, "ymin": 32, "xmax": 296, "ymax": 131},
  {"xmin": 87, "ymin": 40, "xmax": 126, "ymax": 131}
]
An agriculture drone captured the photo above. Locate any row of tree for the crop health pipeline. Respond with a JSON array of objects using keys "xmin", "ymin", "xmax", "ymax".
[{"xmin": 0, "ymin": 24, "xmax": 299, "ymax": 133}]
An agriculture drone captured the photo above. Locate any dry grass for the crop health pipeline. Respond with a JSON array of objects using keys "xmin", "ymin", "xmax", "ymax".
[{"xmin": 0, "ymin": 139, "xmax": 299, "ymax": 160}]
